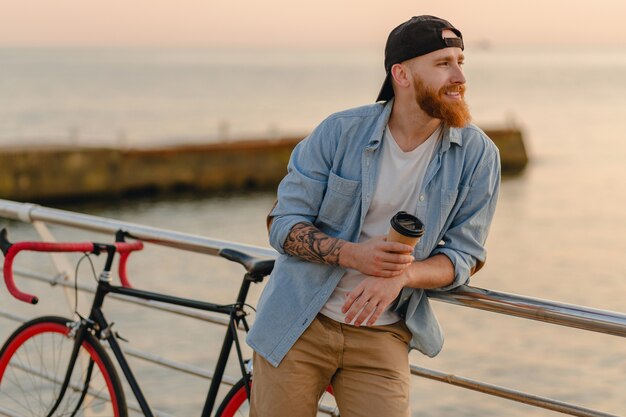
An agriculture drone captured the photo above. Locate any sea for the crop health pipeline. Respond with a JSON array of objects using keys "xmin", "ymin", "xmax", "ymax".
[{"xmin": 0, "ymin": 46, "xmax": 625, "ymax": 416}]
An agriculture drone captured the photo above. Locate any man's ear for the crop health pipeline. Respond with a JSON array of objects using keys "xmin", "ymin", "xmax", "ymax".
[{"xmin": 390, "ymin": 63, "xmax": 411, "ymax": 90}]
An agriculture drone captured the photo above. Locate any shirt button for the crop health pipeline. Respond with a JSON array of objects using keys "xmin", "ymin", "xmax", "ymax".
[{"xmin": 419, "ymin": 195, "xmax": 425, "ymax": 201}]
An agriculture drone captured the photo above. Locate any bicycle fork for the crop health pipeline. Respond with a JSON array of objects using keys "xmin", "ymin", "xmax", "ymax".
[
  {"xmin": 45, "ymin": 322, "xmax": 91, "ymax": 417},
  {"xmin": 91, "ymin": 286, "xmax": 156, "ymax": 417},
  {"xmin": 46, "ymin": 244, "xmax": 118, "ymax": 417}
]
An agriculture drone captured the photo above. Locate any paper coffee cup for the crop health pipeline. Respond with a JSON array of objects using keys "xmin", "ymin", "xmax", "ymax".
[{"xmin": 388, "ymin": 211, "xmax": 425, "ymax": 248}]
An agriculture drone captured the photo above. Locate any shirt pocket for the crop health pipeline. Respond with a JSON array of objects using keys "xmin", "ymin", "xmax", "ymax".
[
  {"xmin": 317, "ymin": 171, "xmax": 361, "ymax": 231},
  {"xmin": 439, "ymin": 187, "xmax": 460, "ymax": 228},
  {"xmin": 439, "ymin": 185, "xmax": 471, "ymax": 229}
]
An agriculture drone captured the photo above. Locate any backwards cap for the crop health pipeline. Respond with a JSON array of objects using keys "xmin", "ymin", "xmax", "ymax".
[{"xmin": 376, "ymin": 15, "xmax": 463, "ymax": 102}]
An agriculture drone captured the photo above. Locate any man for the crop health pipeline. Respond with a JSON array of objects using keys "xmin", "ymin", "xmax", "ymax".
[{"xmin": 247, "ymin": 15, "xmax": 500, "ymax": 417}]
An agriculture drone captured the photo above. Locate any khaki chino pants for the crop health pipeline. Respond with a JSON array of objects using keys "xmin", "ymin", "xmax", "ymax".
[{"xmin": 250, "ymin": 314, "xmax": 412, "ymax": 417}]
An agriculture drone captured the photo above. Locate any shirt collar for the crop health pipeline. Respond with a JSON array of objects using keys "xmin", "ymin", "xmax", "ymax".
[
  {"xmin": 367, "ymin": 99, "xmax": 395, "ymax": 149},
  {"xmin": 441, "ymin": 125, "xmax": 463, "ymax": 152}
]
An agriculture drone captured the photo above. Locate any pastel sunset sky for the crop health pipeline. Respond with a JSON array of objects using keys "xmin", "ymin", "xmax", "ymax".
[{"xmin": 1, "ymin": 0, "xmax": 625, "ymax": 48}]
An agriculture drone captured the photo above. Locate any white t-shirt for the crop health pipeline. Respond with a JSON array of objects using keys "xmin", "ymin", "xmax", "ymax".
[{"xmin": 320, "ymin": 124, "xmax": 441, "ymax": 325}]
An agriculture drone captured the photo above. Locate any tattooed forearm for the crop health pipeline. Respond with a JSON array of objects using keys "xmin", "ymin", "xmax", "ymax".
[{"xmin": 283, "ymin": 222, "xmax": 346, "ymax": 266}]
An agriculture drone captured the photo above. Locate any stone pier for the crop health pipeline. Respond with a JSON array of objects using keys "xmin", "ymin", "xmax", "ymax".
[{"xmin": 0, "ymin": 129, "xmax": 527, "ymax": 202}]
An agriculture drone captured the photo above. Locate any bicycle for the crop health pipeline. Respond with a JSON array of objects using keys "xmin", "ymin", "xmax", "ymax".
[{"xmin": 0, "ymin": 228, "xmax": 339, "ymax": 417}]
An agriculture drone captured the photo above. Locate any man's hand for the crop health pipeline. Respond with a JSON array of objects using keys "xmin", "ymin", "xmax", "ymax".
[
  {"xmin": 339, "ymin": 236, "xmax": 414, "ymax": 278},
  {"xmin": 341, "ymin": 275, "xmax": 407, "ymax": 326},
  {"xmin": 342, "ymin": 254, "xmax": 457, "ymax": 326},
  {"xmin": 283, "ymin": 224, "xmax": 413, "ymax": 278}
]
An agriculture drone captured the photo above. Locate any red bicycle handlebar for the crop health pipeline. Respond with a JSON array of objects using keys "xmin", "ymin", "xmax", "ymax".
[{"xmin": 2, "ymin": 239, "xmax": 143, "ymax": 304}]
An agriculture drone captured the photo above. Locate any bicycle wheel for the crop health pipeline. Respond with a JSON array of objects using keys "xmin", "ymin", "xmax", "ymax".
[
  {"xmin": 215, "ymin": 376, "xmax": 339, "ymax": 417},
  {"xmin": 0, "ymin": 316, "xmax": 127, "ymax": 417}
]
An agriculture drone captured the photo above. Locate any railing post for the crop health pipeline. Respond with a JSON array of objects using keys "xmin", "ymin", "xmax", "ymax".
[{"xmin": 31, "ymin": 221, "xmax": 78, "ymax": 317}]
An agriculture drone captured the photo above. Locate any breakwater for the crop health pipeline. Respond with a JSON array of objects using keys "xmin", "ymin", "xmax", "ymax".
[{"xmin": 0, "ymin": 129, "xmax": 527, "ymax": 202}]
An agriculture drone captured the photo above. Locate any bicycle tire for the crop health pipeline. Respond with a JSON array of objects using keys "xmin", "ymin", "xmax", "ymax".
[
  {"xmin": 215, "ymin": 376, "xmax": 339, "ymax": 417},
  {"xmin": 0, "ymin": 315, "xmax": 127, "ymax": 417}
]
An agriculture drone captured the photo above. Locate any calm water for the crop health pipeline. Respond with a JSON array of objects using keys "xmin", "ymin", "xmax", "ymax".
[{"xmin": 0, "ymin": 46, "xmax": 625, "ymax": 416}]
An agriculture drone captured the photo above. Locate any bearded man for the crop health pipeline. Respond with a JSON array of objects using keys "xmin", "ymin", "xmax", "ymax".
[{"xmin": 247, "ymin": 15, "xmax": 501, "ymax": 417}]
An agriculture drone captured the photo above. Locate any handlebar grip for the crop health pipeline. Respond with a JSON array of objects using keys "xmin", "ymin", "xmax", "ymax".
[
  {"xmin": 115, "ymin": 241, "xmax": 144, "ymax": 288},
  {"xmin": 3, "ymin": 241, "xmax": 95, "ymax": 304},
  {"xmin": 0, "ymin": 228, "xmax": 144, "ymax": 302},
  {"xmin": 114, "ymin": 241, "xmax": 143, "ymax": 253}
]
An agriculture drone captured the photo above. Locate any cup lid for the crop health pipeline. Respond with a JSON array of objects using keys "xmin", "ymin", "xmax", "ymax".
[{"xmin": 390, "ymin": 211, "xmax": 425, "ymax": 237}]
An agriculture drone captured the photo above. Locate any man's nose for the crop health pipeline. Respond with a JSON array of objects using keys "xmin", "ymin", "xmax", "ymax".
[{"xmin": 451, "ymin": 65, "xmax": 466, "ymax": 84}]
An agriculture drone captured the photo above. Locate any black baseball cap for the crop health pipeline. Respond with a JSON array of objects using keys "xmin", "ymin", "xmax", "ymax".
[{"xmin": 376, "ymin": 15, "xmax": 464, "ymax": 102}]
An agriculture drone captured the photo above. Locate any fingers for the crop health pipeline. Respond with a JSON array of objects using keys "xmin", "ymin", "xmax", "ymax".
[
  {"xmin": 366, "ymin": 258, "xmax": 413, "ymax": 278},
  {"xmin": 366, "ymin": 236, "xmax": 414, "ymax": 256},
  {"xmin": 343, "ymin": 294, "xmax": 382, "ymax": 327},
  {"xmin": 342, "ymin": 285, "xmax": 384, "ymax": 327},
  {"xmin": 380, "ymin": 259, "xmax": 413, "ymax": 271},
  {"xmin": 342, "ymin": 276, "xmax": 404, "ymax": 326},
  {"xmin": 352, "ymin": 236, "xmax": 415, "ymax": 277},
  {"xmin": 373, "ymin": 268, "xmax": 406, "ymax": 279},
  {"xmin": 379, "ymin": 240, "xmax": 415, "ymax": 254},
  {"xmin": 344, "ymin": 296, "xmax": 372, "ymax": 326},
  {"xmin": 356, "ymin": 300, "xmax": 381, "ymax": 327},
  {"xmin": 342, "ymin": 287, "xmax": 362, "ymax": 315},
  {"xmin": 377, "ymin": 252, "xmax": 414, "ymax": 265},
  {"xmin": 367, "ymin": 252, "xmax": 413, "ymax": 274}
]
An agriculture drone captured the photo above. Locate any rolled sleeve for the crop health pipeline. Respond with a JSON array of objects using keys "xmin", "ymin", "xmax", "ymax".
[
  {"xmin": 431, "ymin": 147, "xmax": 501, "ymax": 292},
  {"xmin": 268, "ymin": 119, "xmax": 338, "ymax": 253}
]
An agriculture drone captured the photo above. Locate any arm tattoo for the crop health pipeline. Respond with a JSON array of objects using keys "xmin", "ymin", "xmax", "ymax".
[{"xmin": 283, "ymin": 222, "xmax": 345, "ymax": 266}]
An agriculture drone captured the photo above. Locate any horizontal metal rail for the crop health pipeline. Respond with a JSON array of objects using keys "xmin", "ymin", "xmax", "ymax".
[
  {"xmin": 427, "ymin": 286, "xmax": 626, "ymax": 338},
  {"xmin": 1, "ymin": 198, "xmax": 625, "ymax": 417},
  {"xmin": 409, "ymin": 365, "xmax": 618, "ymax": 417},
  {"xmin": 11, "ymin": 265, "xmax": 626, "ymax": 351},
  {"xmin": 0, "ymin": 199, "xmax": 276, "ymax": 259},
  {"xmin": 1, "ymin": 200, "xmax": 625, "ymax": 338},
  {"xmin": 2, "ymin": 202, "xmax": 625, "ymax": 341}
]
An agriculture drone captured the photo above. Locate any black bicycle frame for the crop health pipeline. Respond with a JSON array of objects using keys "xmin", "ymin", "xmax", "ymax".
[{"xmin": 63, "ymin": 249, "xmax": 256, "ymax": 417}]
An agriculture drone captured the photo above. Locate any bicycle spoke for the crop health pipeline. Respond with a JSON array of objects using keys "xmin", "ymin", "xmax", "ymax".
[
  {"xmin": 5, "ymin": 352, "xmax": 41, "ymax": 415},
  {"xmin": 0, "ymin": 318, "xmax": 125, "ymax": 417}
]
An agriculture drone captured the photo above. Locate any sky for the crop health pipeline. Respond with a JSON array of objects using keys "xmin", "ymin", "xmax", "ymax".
[{"xmin": 1, "ymin": 0, "xmax": 626, "ymax": 48}]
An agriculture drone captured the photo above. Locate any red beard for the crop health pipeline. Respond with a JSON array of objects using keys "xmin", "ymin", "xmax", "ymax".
[{"xmin": 414, "ymin": 79, "xmax": 472, "ymax": 128}]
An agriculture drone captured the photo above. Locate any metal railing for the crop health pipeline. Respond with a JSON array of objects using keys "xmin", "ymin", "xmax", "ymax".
[{"xmin": 0, "ymin": 199, "xmax": 624, "ymax": 417}]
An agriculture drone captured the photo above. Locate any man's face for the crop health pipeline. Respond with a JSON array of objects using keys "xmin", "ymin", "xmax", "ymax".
[{"xmin": 404, "ymin": 31, "xmax": 471, "ymax": 127}]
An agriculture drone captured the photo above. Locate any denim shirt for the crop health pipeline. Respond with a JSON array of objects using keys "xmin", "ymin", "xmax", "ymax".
[{"xmin": 247, "ymin": 100, "xmax": 501, "ymax": 367}]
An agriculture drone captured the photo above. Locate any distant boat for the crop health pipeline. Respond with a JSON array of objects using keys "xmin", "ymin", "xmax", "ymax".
[{"xmin": 473, "ymin": 39, "xmax": 493, "ymax": 51}]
